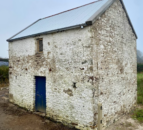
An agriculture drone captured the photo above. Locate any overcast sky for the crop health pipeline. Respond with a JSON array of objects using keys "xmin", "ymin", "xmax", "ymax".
[{"xmin": 0, "ymin": 0, "xmax": 143, "ymax": 58}]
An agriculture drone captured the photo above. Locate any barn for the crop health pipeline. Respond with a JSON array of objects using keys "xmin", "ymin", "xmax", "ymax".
[{"xmin": 7, "ymin": 0, "xmax": 137, "ymax": 129}]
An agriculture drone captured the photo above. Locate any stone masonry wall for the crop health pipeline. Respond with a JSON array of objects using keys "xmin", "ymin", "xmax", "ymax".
[
  {"xmin": 9, "ymin": 27, "xmax": 98, "ymax": 130},
  {"xmin": 91, "ymin": 0, "xmax": 137, "ymax": 127},
  {"xmin": 9, "ymin": 0, "xmax": 137, "ymax": 129}
]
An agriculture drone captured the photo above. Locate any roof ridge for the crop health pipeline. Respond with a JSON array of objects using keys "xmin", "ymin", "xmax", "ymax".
[{"xmin": 42, "ymin": 0, "xmax": 102, "ymax": 20}]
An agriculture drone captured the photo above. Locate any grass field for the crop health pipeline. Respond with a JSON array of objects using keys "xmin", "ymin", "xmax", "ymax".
[
  {"xmin": 133, "ymin": 72, "xmax": 143, "ymax": 122},
  {"xmin": 137, "ymin": 73, "xmax": 143, "ymax": 104}
]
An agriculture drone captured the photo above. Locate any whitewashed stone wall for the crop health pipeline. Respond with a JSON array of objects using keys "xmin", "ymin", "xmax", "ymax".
[
  {"xmin": 9, "ymin": 0, "xmax": 137, "ymax": 129},
  {"xmin": 91, "ymin": 0, "xmax": 137, "ymax": 128},
  {"xmin": 9, "ymin": 27, "xmax": 98, "ymax": 130}
]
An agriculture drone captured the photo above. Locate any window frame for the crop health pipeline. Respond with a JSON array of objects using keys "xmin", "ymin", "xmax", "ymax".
[{"xmin": 36, "ymin": 38, "xmax": 43, "ymax": 53}]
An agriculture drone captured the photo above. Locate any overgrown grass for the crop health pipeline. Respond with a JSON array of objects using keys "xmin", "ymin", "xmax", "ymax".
[
  {"xmin": 133, "ymin": 109, "xmax": 143, "ymax": 122},
  {"xmin": 133, "ymin": 72, "xmax": 143, "ymax": 122},
  {"xmin": 137, "ymin": 73, "xmax": 143, "ymax": 104},
  {"xmin": 0, "ymin": 66, "xmax": 9, "ymax": 87}
]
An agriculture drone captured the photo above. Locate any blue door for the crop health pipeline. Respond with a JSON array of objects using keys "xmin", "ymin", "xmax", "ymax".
[{"xmin": 35, "ymin": 76, "xmax": 46, "ymax": 113}]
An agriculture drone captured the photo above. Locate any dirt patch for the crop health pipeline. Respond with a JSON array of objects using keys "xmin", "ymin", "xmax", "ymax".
[
  {"xmin": 104, "ymin": 114, "xmax": 143, "ymax": 130},
  {"xmin": 1, "ymin": 102, "xmax": 27, "ymax": 116},
  {"xmin": 0, "ymin": 83, "xmax": 9, "ymax": 88},
  {"xmin": 0, "ymin": 87, "xmax": 77, "ymax": 130}
]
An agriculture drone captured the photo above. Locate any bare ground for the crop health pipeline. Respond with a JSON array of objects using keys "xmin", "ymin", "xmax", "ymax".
[
  {"xmin": 0, "ymin": 87, "xmax": 77, "ymax": 130},
  {"xmin": 1, "ymin": 87, "xmax": 143, "ymax": 130},
  {"xmin": 104, "ymin": 107, "xmax": 143, "ymax": 130},
  {"xmin": 104, "ymin": 115, "xmax": 143, "ymax": 130}
]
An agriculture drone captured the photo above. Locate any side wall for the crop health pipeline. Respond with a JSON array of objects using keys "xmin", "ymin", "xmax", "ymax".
[
  {"xmin": 91, "ymin": 0, "xmax": 137, "ymax": 127},
  {"xmin": 9, "ymin": 27, "xmax": 98, "ymax": 129}
]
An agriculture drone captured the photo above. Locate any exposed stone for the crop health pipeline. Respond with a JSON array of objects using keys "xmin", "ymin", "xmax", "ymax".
[
  {"xmin": 8, "ymin": 0, "xmax": 137, "ymax": 130},
  {"xmin": 63, "ymin": 89, "xmax": 73, "ymax": 96}
]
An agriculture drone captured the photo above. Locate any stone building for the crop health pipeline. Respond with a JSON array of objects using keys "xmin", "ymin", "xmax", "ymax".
[{"xmin": 7, "ymin": 0, "xmax": 137, "ymax": 129}]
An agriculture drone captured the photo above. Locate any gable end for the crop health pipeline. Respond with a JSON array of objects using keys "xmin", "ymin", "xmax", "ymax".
[{"xmin": 88, "ymin": 0, "xmax": 137, "ymax": 39}]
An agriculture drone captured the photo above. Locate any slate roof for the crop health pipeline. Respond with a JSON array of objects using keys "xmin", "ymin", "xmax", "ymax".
[{"xmin": 7, "ymin": 0, "xmax": 137, "ymax": 42}]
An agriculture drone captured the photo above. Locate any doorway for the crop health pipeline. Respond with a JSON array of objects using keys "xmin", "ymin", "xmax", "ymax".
[{"xmin": 35, "ymin": 76, "xmax": 46, "ymax": 113}]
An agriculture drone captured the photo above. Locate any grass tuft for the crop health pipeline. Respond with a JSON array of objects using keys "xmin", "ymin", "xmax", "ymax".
[
  {"xmin": 133, "ymin": 72, "xmax": 143, "ymax": 122},
  {"xmin": 133, "ymin": 109, "xmax": 143, "ymax": 122}
]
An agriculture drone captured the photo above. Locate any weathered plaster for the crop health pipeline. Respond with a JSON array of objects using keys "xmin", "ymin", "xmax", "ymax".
[
  {"xmin": 9, "ymin": 0, "xmax": 137, "ymax": 130},
  {"xmin": 91, "ymin": 0, "xmax": 137, "ymax": 127},
  {"xmin": 9, "ymin": 26, "xmax": 97, "ymax": 130}
]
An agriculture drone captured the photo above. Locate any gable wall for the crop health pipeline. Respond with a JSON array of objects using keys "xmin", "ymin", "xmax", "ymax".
[
  {"xmin": 91, "ymin": 0, "xmax": 137, "ymax": 127},
  {"xmin": 9, "ymin": 26, "xmax": 98, "ymax": 129}
]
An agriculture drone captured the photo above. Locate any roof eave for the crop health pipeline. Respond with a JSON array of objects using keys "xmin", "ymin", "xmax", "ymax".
[
  {"xmin": 7, "ymin": 0, "xmax": 137, "ymax": 42},
  {"xmin": 7, "ymin": 19, "xmax": 42, "ymax": 42},
  {"xmin": 7, "ymin": 23, "xmax": 87, "ymax": 42}
]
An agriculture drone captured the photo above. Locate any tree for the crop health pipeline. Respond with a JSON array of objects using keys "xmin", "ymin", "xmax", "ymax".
[{"xmin": 137, "ymin": 50, "xmax": 143, "ymax": 63}]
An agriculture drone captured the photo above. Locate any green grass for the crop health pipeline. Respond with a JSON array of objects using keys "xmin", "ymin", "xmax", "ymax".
[
  {"xmin": 132, "ymin": 72, "xmax": 143, "ymax": 122},
  {"xmin": 133, "ymin": 109, "xmax": 143, "ymax": 122},
  {"xmin": 137, "ymin": 73, "xmax": 143, "ymax": 104}
]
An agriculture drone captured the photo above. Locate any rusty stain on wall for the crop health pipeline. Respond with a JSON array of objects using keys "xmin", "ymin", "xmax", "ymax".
[{"xmin": 63, "ymin": 89, "xmax": 73, "ymax": 96}]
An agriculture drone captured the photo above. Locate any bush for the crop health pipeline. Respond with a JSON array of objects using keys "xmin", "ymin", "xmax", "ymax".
[
  {"xmin": 0, "ymin": 58, "xmax": 9, "ymax": 62},
  {"xmin": 0, "ymin": 66, "xmax": 9, "ymax": 85}
]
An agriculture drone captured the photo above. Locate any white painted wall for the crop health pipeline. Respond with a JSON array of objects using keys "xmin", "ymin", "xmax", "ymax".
[
  {"xmin": 91, "ymin": 0, "xmax": 137, "ymax": 127},
  {"xmin": 9, "ymin": 0, "xmax": 137, "ymax": 129},
  {"xmin": 9, "ymin": 27, "xmax": 96, "ymax": 130}
]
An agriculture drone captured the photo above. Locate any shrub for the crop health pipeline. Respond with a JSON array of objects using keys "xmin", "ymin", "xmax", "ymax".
[
  {"xmin": 0, "ymin": 66, "xmax": 9, "ymax": 85},
  {"xmin": 137, "ymin": 64, "xmax": 143, "ymax": 73},
  {"xmin": 0, "ymin": 58, "xmax": 9, "ymax": 62}
]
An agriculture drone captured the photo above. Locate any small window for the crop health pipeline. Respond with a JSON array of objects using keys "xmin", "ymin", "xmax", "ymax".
[{"xmin": 37, "ymin": 39, "xmax": 43, "ymax": 52}]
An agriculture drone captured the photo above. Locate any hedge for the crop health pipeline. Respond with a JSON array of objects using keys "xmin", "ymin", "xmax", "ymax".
[
  {"xmin": 137, "ymin": 64, "xmax": 143, "ymax": 73},
  {"xmin": 0, "ymin": 66, "xmax": 9, "ymax": 84}
]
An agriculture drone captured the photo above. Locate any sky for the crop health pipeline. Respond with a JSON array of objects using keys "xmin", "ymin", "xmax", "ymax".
[{"xmin": 0, "ymin": 0, "xmax": 143, "ymax": 58}]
